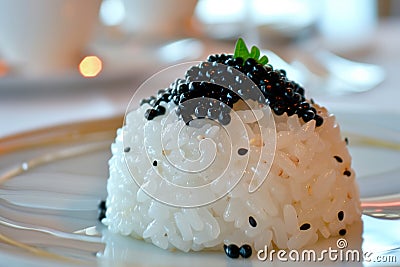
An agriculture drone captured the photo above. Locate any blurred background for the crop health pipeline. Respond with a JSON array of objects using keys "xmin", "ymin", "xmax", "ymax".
[{"xmin": 0, "ymin": 0, "xmax": 399, "ymax": 137}]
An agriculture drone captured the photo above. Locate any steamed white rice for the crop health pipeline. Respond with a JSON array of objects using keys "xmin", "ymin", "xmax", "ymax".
[{"xmin": 103, "ymin": 99, "xmax": 361, "ymax": 252}]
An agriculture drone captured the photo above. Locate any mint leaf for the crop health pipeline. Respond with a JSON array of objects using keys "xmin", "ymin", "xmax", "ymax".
[
  {"xmin": 233, "ymin": 38, "xmax": 268, "ymax": 65},
  {"xmin": 233, "ymin": 38, "xmax": 250, "ymax": 60},
  {"xmin": 258, "ymin": 55, "xmax": 268, "ymax": 65},
  {"xmin": 250, "ymin": 46, "xmax": 260, "ymax": 60}
]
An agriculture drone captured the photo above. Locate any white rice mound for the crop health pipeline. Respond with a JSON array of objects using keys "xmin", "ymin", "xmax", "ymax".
[{"xmin": 103, "ymin": 99, "xmax": 361, "ymax": 252}]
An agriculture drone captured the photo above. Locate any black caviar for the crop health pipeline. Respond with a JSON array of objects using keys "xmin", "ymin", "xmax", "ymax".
[
  {"xmin": 140, "ymin": 52, "xmax": 323, "ymax": 127},
  {"xmin": 224, "ymin": 244, "xmax": 240, "ymax": 258},
  {"xmin": 173, "ymin": 81, "xmax": 238, "ymax": 125},
  {"xmin": 239, "ymin": 244, "xmax": 252, "ymax": 258},
  {"xmin": 206, "ymin": 55, "xmax": 323, "ymax": 126},
  {"xmin": 144, "ymin": 105, "xmax": 166, "ymax": 120}
]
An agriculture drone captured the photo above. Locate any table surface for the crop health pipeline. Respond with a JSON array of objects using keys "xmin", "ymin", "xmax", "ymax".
[{"xmin": 0, "ymin": 18, "xmax": 399, "ymax": 138}]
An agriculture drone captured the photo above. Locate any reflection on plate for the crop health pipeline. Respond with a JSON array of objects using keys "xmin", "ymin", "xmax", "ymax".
[{"xmin": 0, "ymin": 112, "xmax": 399, "ymax": 266}]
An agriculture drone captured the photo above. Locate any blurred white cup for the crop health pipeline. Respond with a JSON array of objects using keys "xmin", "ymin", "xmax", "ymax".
[
  {"xmin": 0, "ymin": 0, "xmax": 101, "ymax": 75},
  {"xmin": 120, "ymin": 0, "xmax": 197, "ymax": 39},
  {"xmin": 317, "ymin": 0, "xmax": 377, "ymax": 54}
]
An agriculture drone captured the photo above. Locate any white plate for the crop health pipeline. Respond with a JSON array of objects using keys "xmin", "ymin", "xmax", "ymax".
[{"xmin": 0, "ymin": 112, "xmax": 399, "ymax": 267}]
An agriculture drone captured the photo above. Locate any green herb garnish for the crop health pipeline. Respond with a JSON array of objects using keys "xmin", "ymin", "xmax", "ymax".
[{"xmin": 233, "ymin": 38, "xmax": 268, "ymax": 65}]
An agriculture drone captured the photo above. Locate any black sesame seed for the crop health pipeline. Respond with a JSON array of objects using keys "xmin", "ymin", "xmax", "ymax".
[
  {"xmin": 249, "ymin": 216, "xmax": 257, "ymax": 227},
  {"xmin": 98, "ymin": 200, "xmax": 106, "ymax": 221},
  {"xmin": 343, "ymin": 170, "xmax": 351, "ymax": 177},
  {"xmin": 239, "ymin": 244, "xmax": 252, "ymax": 258},
  {"xmin": 300, "ymin": 223, "xmax": 311, "ymax": 230},
  {"xmin": 238, "ymin": 148, "xmax": 249, "ymax": 156},
  {"xmin": 152, "ymin": 160, "xmax": 158, "ymax": 167},
  {"xmin": 124, "ymin": 147, "xmax": 131, "ymax": 153},
  {"xmin": 338, "ymin": 211, "xmax": 344, "ymax": 221},
  {"xmin": 224, "ymin": 244, "xmax": 240, "ymax": 258},
  {"xmin": 334, "ymin": 156, "xmax": 343, "ymax": 163},
  {"xmin": 339, "ymin": 229, "xmax": 347, "ymax": 236},
  {"xmin": 345, "ymin": 137, "xmax": 349, "ymax": 145}
]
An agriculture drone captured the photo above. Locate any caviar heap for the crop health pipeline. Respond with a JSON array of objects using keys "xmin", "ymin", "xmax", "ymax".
[{"xmin": 141, "ymin": 38, "xmax": 323, "ymax": 127}]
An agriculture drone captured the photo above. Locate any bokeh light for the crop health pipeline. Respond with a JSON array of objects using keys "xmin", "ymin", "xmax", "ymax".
[
  {"xmin": 79, "ymin": 56, "xmax": 102, "ymax": 78},
  {"xmin": 100, "ymin": 0, "xmax": 125, "ymax": 26},
  {"xmin": 0, "ymin": 60, "xmax": 9, "ymax": 77}
]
